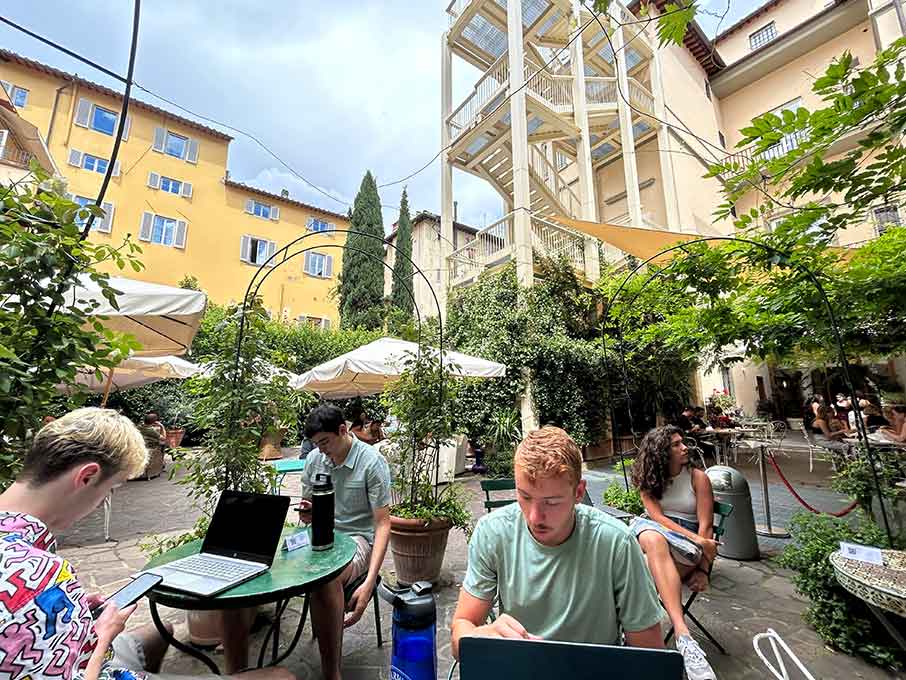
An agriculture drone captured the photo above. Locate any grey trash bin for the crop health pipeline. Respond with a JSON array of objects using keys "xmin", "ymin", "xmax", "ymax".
[{"xmin": 706, "ymin": 465, "xmax": 759, "ymax": 560}]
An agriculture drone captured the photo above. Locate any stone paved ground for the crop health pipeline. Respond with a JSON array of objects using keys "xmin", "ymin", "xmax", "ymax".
[{"xmin": 58, "ymin": 448, "xmax": 901, "ymax": 679}]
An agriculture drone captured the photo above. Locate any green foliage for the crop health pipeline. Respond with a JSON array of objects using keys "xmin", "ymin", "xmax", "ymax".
[
  {"xmin": 178, "ymin": 274, "xmax": 201, "ymax": 291},
  {"xmin": 0, "ymin": 169, "xmax": 142, "ymax": 487},
  {"xmin": 590, "ymin": 1, "xmax": 698, "ymax": 49},
  {"xmin": 97, "ymin": 379, "xmax": 196, "ymax": 430},
  {"xmin": 381, "ymin": 350, "xmax": 471, "ymax": 532},
  {"xmin": 831, "ymin": 446, "xmax": 906, "ymax": 516},
  {"xmin": 339, "ymin": 171, "xmax": 385, "ymax": 330},
  {"xmin": 602, "ymin": 482, "xmax": 644, "ymax": 516},
  {"xmin": 390, "ymin": 188, "xmax": 414, "ymax": 317},
  {"xmin": 777, "ymin": 511, "xmax": 906, "ymax": 670},
  {"xmin": 484, "ymin": 409, "xmax": 521, "ymax": 478},
  {"xmin": 707, "ymin": 391, "xmax": 736, "ymax": 412}
]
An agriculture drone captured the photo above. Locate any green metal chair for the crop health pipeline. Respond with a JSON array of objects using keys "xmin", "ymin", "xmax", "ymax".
[
  {"xmin": 663, "ymin": 500, "xmax": 734, "ymax": 655},
  {"xmin": 480, "ymin": 478, "xmax": 516, "ymax": 512}
]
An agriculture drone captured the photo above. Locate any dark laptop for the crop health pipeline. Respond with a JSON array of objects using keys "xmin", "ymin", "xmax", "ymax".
[
  {"xmin": 459, "ymin": 637, "xmax": 684, "ymax": 680},
  {"xmin": 143, "ymin": 490, "xmax": 290, "ymax": 597}
]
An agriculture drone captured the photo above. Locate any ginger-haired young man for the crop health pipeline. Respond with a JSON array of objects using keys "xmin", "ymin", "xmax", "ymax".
[{"xmin": 451, "ymin": 426, "xmax": 664, "ymax": 657}]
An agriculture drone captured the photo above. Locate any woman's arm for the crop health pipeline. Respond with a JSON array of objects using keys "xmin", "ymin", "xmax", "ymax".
[
  {"xmin": 693, "ymin": 469, "xmax": 714, "ymax": 541},
  {"xmin": 884, "ymin": 421, "xmax": 906, "ymax": 443},
  {"xmin": 816, "ymin": 419, "xmax": 847, "ymax": 440}
]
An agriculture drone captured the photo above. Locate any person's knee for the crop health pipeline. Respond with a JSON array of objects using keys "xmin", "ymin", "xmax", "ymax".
[{"xmin": 638, "ymin": 531, "xmax": 668, "ymax": 554}]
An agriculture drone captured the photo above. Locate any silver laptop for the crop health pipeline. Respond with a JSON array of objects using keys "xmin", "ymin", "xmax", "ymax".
[
  {"xmin": 143, "ymin": 490, "xmax": 290, "ymax": 597},
  {"xmin": 459, "ymin": 637, "xmax": 684, "ymax": 680}
]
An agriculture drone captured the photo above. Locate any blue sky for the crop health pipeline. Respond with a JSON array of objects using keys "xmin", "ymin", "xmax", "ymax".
[{"xmin": 0, "ymin": 1, "xmax": 762, "ymax": 230}]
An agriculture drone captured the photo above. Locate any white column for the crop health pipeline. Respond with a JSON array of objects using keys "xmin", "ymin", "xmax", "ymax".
[
  {"xmin": 611, "ymin": 10, "xmax": 643, "ymax": 226},
  {"xmin": 507, "ymin": 0, "xmax": 534, "ymax": 287},
  {"xmin": 571, "ymin": 0, "xmax": 601, "ymax": 281},
  {"xmin": 648, "ymin": 15, "xmax": 681, "ymax": 232},
  {"xmin": 520, "ymin": 368, "xmax": 540, "ymax": 433},
  {"xmin": 440, "ymin": 31, "xmax": 455, "ymax": 320}
]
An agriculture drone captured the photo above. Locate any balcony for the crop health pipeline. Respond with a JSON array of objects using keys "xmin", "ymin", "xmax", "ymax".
[
  {"xmin": 448, "ymin": 211, "xmax": 590, "ymax": 286},
  {"xmin": 0, "ymin": 133, "xmax": 35, "ymax": 168}
]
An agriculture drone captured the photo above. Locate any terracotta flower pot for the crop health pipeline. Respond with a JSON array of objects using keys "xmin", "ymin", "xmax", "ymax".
[
  {"xmin": 258, "ymin": 429, "xmax": 285, "ymax": 461},
  {"xmin": 186, "ymin": 606, "xmax": 257, "ymax": 648},
  {"xmin": 165, "ymin": 427, "xmax": 185, "ymax": 448},
  {"xmin": 389, "ymin": 515, "xmax": 453, "ymax": 586}
]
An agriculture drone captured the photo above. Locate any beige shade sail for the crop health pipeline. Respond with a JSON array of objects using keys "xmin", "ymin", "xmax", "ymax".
[
  {"xmin": 291, "ymin": 337, "xmax": 507, "ymax": 398},
  {"xmin": 551, "ymin": 216, "xmax": 702, "ymax": 262}
]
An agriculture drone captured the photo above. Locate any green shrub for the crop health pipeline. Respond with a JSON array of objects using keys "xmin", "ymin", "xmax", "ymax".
[
  {"xmin": 602, "ymin": 482, "xmax": 644, "ymax": 516},
  {"xmin": 777, "ymin": 511, "xmax": 906, "ymax": 670}
]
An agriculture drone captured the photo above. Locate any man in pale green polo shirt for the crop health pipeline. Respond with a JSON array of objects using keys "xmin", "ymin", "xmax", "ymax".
[
  {"xmin": 451, "ymin": 426, "xmax": 664, "ymax": 657},
  {"xmin": 299, "ymin": 404, "xmax": 391, "ymax": 680}
]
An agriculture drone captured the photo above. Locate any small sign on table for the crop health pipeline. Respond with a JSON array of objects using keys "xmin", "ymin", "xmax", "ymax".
[
  {"xmin": 839, "ymin": 541, "xmax": 884, "ymax": 565},
  {"xmin": 284, "ymin": 530, "xmax": 310, "ymax": 552}
]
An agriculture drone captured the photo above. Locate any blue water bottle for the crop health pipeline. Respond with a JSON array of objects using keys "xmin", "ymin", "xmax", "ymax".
[{"xmin": 379, "ymin": 581, "xmax": 437, "ymax": 680}]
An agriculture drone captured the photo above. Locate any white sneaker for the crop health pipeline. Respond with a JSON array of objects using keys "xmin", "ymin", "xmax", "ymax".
[{"xmin": 676, "ymin": 634, "xmax": 717, "ymax": 680}]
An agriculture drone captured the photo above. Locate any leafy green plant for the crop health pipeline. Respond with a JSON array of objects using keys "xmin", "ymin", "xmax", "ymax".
[
  {"xmin": 381, "ymin": 349, "xmax": 471, "ymax": 533},
  {"xmin": 602, "ymin": 483, "xmax": 644, "ymax": 516},
  {"xmin": 484, "ymin": 408, "xmax": 522, "ymax": 478},
  {"xmin": 777, "ymin": 511, "xmax": 906, "ymax": 670},
  {"xmin": 831, "ymin": 446, "xmax": 906, "ymax": 517},
  {"xmin": 0, "ymin": 169, "xmax": 142, "ymax": 487}
]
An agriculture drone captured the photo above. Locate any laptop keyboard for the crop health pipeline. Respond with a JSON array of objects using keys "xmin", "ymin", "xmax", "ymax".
[{"xmin": 168, "ymin": 554, "xmax": 261, "ymax": 580}]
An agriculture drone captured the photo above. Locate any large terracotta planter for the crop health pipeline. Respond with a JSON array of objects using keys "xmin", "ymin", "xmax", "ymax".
[
  {"xmin": 389, "ymin": 515, "xmax": 453, "ymax": 586},
  {"xmin": 165, "ymin": 427, "xmax": 185, "ymax": 448},
  {"xmin": 186, "ymin": 606, "xmax": 257, "ymax": 648},
  {"xmin": 258, "ymin": 429, "xmax": 285, "ymax": 461}
]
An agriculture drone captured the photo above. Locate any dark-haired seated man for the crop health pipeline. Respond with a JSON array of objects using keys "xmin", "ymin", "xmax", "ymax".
[{"xmin": 0, "ymin": 407, "xmax": 293, "ymax": 680}]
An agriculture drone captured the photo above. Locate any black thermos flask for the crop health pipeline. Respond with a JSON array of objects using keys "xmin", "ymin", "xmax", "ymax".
[{"xmin": 311, "ymin": 472, "xmax": 334, "ymax": 551}]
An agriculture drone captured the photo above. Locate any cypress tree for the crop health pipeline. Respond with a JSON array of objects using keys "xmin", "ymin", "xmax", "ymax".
[
  {"xmin": 390, "ymin": 188, "xmax": 414, "ymax": 317},
  {"xmin": 338, "ymin": 171, "xmax": 385, "ymax": 329}
]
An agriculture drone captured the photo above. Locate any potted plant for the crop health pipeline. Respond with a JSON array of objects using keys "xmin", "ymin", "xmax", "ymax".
[
  {"xmin": 382, "ymin": 350, "xmax": 471, "ymax": 585},
  {"xmin": 141, "ymin": 300, "xmax": 296, "ymax": 643}
]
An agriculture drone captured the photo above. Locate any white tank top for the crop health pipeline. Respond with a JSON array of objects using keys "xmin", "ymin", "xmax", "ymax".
[{"xmin": 659, "ymin": 466, "xmax": 698, "ymax": 522}]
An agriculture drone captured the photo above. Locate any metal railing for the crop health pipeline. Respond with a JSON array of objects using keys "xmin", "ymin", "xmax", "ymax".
[
  {"xmin": 628, "ymin": 78, "xmax": 654, "ymax": 114},
  {"xmin": 529, "ymin": 146, "xmax": 581, "ymax": 218},
  {"xmin": 448, "ymin": 54, "xmax": 510, "ymax": 139},
  {"xmin": 524, "ymin": 59, "xmax": 573, "ymax": 110},
  {"xmin": 531, "ymin": 215, "xmax": 586, "ymax": 269},
  {"xmin": 448, "ymin": 213, "xmax": 516, "ymax": 283},
  {"xmin": 586, "ymin": 77, "xmax": 618, "ymax": 107},
  {"xmin": 446, "ymin": 0, "xmax": 473, "ymax": 24},
  {"xmin": 0, "ymin": 143, "xmax": 34, "ymax": 168},
  {"xmin": 722, "ymin": 128, "xmax": 809, "ymax": 168}
]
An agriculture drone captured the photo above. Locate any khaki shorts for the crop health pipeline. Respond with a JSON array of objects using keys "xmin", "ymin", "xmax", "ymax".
[
  {"xmin": 345, "ymin": 535, "xmax": 372, "ymax": 584},
  {"xmin": 112, "ymin": 633, "xmax": 218, "ymax": 679}
]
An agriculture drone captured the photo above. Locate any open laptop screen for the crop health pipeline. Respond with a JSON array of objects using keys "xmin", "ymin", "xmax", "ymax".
[{"xmin": 202, "ymin": 490, "xmax": 290, "ymax": 564}]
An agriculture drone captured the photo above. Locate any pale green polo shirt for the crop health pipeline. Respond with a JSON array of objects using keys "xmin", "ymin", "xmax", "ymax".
[
  {"xmin": 462, "ymin": 502, "xmax": 663, "ymax": 644},
  {"xmin": 301, "ymin": 435, "xmax": 391, "ymax": 544}
]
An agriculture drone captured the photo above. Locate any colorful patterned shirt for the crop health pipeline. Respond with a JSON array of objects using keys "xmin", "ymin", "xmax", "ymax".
[{"xmin": 0, "ymin": 511, "xmax": 145, "ymax": 679}]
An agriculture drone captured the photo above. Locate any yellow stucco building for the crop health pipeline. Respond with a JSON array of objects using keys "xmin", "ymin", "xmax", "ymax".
[{"xmin": 0, "ymin": 49, "xmax": 345, "ymax": 328}]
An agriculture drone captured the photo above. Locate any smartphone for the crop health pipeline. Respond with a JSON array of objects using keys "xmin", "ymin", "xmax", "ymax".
[{"xmin": 90, "ymin": 572, "xmax": 163, "ymax": 618}]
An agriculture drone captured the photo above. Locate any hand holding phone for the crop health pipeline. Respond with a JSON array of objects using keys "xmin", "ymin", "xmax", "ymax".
[
  {"xmin": 296, "ymin": 499, "xmax": 312, "ymax": 524},
  {"xmin": 90, "ymin": 573, "xmax": 163, "ymax": 618}
]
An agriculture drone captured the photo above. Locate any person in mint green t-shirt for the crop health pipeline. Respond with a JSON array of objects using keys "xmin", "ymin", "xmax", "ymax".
[{"xmin": 451, "ymin": 426, "xmax": 664, "ymax": 658}]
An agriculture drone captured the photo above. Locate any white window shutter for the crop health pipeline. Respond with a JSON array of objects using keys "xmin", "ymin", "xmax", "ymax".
[
  {"xmin": 266, "ymin": 240, "xmax": 277, "ymax": 266},
  {"xmin": 152, "ymin": 126, "xmax": 166, "ymax": 152},
  {"xmin": 186, "ymin": 138, "xmax": 199, "ymax": 164},
  {"xmin": 120, "ymin": 115, "xmax": 132, "ymax": 141},
  {"xmin": 0, "ymin": 81, "xmax": 10, "ymax": 94},
  {"xmin": 99, "ymin": 202, "xmax": 114, "ymax": 233},
  {"xmin": 75, "ymin": 98, "xmax": 92, "ymax": 127},
  {"xmin": 245, "ymin": 199, "xmax": 254, "ymax": 214},
  {"xmin": 325, "ymin": 255, "xmax": 333, "ymax": 278},
  {"xmin": 147, "ymin": 171, "xmax": 160, "ymax": 189},
  {"xmin": 174, "ymin": 220, "xmax": 188, "ymax": 249},
  {"xmin": 139, "ymin": 212, "xmax": 154, "ymax": 241},
  {"xmin": 306, "ymin": 216, "xmax": 314, "ymax": 230},
  {"xmin": 240, "ymin": 235, "xmax": 251, "ymax": 262},
  {"xmin": 270, "ymin": 205, "xmax": 280, "ymax": 221},
  {"xmin": 67, "ymin": 148, "xmax": 82, "ymax": 166},
  {"xmin": 181, "ymin": 181, "xmax": 193, "ymax": 198},
  {"xmin": 322, "ymin": 318, "xmax": 331, "ymax": 330},
  {"xmin": 303, "ymin": 252, "xmax": 312, "ymax": 275},
  {"xmin": 111, "ymin": 160, "xmax": 121, "ymax": 177},
  {"xmin": 328, "ymin": 222, "xmax": 336, "ymax": 236}
]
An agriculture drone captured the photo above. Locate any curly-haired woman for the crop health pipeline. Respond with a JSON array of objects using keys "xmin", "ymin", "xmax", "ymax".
[{"xmin": 630, "ymin": 425, "xmax": 717, "ymax": 680}]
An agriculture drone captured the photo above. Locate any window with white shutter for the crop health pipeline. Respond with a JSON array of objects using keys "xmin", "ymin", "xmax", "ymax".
[
  {"xmin": 139, "ymin": 212, "xmax": 154, "ymax": 241},
  {"xmin": 148, "ymin": 171, "xmax": 161, "ymax": 189},
  {"xmin": 139, "ymin": 212, "xmax": 186, "ymax": 248},
  {"xmin": 120, "ymin": 115, "xmax": 132, "ymax": 141},
  {"xmin": 153, "ymin": 126, "xmax": 166, "ymax": 152},
  {"xmin": 67, "ymin": 148, "xmax": 83, "ymax": 167},
  {"xmin": 186, "ymin": 138, "xmax": 199, "ymax": 164},
  {"xmin": 242, "ymin": 236, "xmax": 278, "ymax": 266},
  {"xmin": 98, "ymin": 202, "xmax": 114, "ymax": 233},
  {"xmin": 75, "ymin": 98, "xmax": 92, "ymax": 127},
  {"xmin": 303, "ymin": 252, "xmax": 331, "ymax": 278},
  {"xmin": 181, "ymin": 182, "xmax": 193, "ymax": 199},
  {"xmin": 174, "ymin": 220, "xmax": 187, "ymax": 249}
]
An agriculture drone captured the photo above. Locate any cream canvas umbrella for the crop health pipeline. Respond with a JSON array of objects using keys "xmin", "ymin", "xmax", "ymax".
[
  {"xmin": 290, "ymin": 337, "xmax": 506, "ymax": 398},
  {"xmin": 61, "ymin": 274, "xmax": 207, "ymax": 357},
  {"xmin": 65, "ymin": 355, "xmax": 203, "ymax": 405}
]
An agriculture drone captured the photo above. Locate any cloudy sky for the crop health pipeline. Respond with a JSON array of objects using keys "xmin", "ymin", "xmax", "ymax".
[{"xmin": 1, "ymin": 1, "xmax": 759, "ymax": 230}]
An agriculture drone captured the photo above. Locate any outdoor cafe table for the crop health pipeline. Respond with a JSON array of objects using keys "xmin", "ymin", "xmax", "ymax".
[
  {"xmin": 143, "ymin": 528, "xmax": 357, "ymax": 674},
  {"xmin": 269, "ymin": 457, "xmax": 306, "ymax": 494},
  {"xmin": 830, "ymin": 549, "xmax": 906, "ymax": 651},
  {"xmin": 697, "ymin": 427, "xmax": 761, "ymax": 466}
]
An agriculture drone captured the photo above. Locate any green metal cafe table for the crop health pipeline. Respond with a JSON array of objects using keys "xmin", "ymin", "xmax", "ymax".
[{"xmin": 143, "ymin": 528, "xmax": 357, "ymax": 674}]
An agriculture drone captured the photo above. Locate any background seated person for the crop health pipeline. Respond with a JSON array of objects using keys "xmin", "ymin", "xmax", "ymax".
[
  {"xmin": 812, "ymin": 405, "xmax": 852, "ymax": 451},
  {"xmin": 690, "ymin": 407, "xmax": 709, "ymax": 431},
  {"xmin": 451, "ymin": 427, "xmax": 665, "ymax": 660},
  {"xmin": 349, "ymin": 409, "xmax": 378, "ymax": 445},
  {"xmin": 880, "ymin": 405, "xmax": 906, "ymax": 443},
  {"xmin": 863, "ymin": 403, "xmax": 890, "ymax": 430},
  {"xmin": 630, "ymin": 425, "xmax": 718, "ymax": 680},
  {"xmin": 673, "ymin": 406, "xmax": 697, "ymax": 433}
]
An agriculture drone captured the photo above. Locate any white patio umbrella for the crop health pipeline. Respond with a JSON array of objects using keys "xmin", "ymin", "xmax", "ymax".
[
  {"xmin": 60, "ymin": 275, "xmax": 207, "ymax": 357},
  {"xmin": 72, "ymin": 355, "xmax": 203, "ymax": 394},
  {"xmin": 290, "ymin": 337, "xmax": 507, "ymax": 398}
]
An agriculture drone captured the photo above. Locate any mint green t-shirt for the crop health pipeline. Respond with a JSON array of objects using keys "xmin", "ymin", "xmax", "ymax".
[{"xmin": 462, "ymin": 503, "xmax": 663, "ymax": 644}]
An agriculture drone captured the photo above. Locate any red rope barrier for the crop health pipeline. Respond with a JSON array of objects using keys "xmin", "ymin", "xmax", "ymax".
[{"xmin": 766, "ymin": 451, "xmax": 859, "ymax": 517}]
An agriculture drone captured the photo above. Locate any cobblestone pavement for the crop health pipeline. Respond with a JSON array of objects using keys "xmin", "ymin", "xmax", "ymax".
[{"xmin": 58, "ymin": 451, "xmax": 900, "ymax": 679}]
